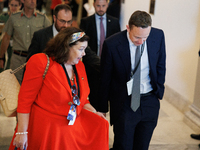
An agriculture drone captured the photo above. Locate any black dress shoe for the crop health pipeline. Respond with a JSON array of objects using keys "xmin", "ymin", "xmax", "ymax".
[
  {"xmin": 198, "ymin": 144, "xmax": 200, "ymax": 148},
  {"xmin": 191, "ymin": 134, "xmax": 200, "ymax": 140}
]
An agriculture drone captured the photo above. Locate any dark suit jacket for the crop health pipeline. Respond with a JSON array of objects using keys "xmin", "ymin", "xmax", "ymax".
[
  {"xmin": 99, "ymin": 28, "xmax": 166, "ymax": 125},
  {"xmin": 27, "ymin": 25, "xmax": 100, "ymax": 72},
  {"xmin": 27, "ymin": 25, "xmax": 53, "ymax": 61},
  {"xmin": 80, "ymin": 14, "xmax": 121, "ymax": 54},
  {"xmin": 79, "ymin": 14, "xmax": 120, "ymax": 109}
]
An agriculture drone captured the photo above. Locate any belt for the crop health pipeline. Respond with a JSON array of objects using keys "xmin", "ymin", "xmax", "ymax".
[
  {"xmin": 13, "ymin": 50, "xmax": 28, "ymax": 57},
  {"xmin": 141, "ymin": 91, "xmax": 153, "ymax": 97}
]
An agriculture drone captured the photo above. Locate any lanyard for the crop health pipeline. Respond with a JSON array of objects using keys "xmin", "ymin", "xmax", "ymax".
[
  {"xmin": 61, "ymin": 64, "xmax": 80, "ymax": 97},
  {"xmin": 130, "ymin": 43, "xmax": 145, "ymax": 78}
]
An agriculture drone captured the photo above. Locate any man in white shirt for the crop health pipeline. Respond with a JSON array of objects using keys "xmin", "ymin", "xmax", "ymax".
[{"xmin": 99, "ymin": 10, "xmax": 166, "ymax": 150}]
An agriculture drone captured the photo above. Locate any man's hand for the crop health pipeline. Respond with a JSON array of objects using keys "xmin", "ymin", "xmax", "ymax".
[
  {"xmin": 0, "ymin": 60, "xmax": 4, "ymax": 68},
  {"xmin": 0, "ymin": 32, "xmax": 11, "ymax": 67}
]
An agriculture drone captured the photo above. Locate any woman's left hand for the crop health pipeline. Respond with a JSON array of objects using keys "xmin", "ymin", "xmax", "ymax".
[
  {"xmin": 83, "ymin": 103, "xmax": 107, "ymax": 120},
  {"xmin": 95, "ymin": 112, "xmax": 107, "ymax": 120}
]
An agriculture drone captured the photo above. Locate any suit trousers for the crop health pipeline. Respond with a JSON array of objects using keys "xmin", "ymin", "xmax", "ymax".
[{"xmin": 112, "ymin": 93, "xmax": 160, "ymax": 150}]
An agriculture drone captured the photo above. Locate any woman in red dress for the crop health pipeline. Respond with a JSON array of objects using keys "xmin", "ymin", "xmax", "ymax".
[{"xmin": 9, "ymin": 27, "xmax": 109, "ymax": 150}]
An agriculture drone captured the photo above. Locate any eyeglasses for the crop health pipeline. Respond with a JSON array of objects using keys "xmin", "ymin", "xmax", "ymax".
[
  {"xmin": 56, "ymin": 17, "xmax": 73, "ymax": 25},
  {"xmin": 71, "ymin": 84, "xmax": 80, "ymax": 106}
]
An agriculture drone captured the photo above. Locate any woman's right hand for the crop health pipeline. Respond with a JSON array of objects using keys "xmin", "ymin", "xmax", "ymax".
[{"xmin": 13, "ymin": 134, "xmax": 28, "ymax": 150}]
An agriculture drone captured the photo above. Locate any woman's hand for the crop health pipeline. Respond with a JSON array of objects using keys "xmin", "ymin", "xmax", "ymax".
[
  {"xmin": 13, "ymin": 134, "xmax": 28, "ymax": 150},
  {"xmin": 95, "ymin": 112, "xmax": 107, "ymax": 120},
  {"xmin": 83, "ymin": 103, "xmax": 107, "ymax": 120},
  {"xmin": 14, "ymin": 113, "xmax": 30, "ymax": 149}
]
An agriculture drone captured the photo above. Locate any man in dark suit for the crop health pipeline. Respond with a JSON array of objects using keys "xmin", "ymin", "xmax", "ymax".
[
  {"xmin": 27, "ymin": 4, "xmax": 72, "ymax": 61},
  {"xmin": 80, "ymin": 0, "xmax": 120, "ymax": 56},
  {"xmin": 79, "ymin": 0, "xmax": 120, "ymax": 110},
  {"xmin": 99, "ymin": 11, "xmax": 166, "ymax": 150},
  {"xmin": 27, "ymin": 4, "xmax": 100, "ymax": 75}
]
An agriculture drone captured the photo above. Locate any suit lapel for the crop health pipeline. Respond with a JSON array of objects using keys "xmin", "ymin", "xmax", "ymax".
[
  {"xmin": 106, "ymin": 15, "xmax": 112, "ymax": 38},
  {"xmin": 146, "ymin": 29, "xmax": 157, "ymax": 69},
  {"xmin": 91, "ymin": 15, "xmax": 97, "ymax": 40},
  {"xmin": 116, "ymin": 30, "xmax": 132, "ymax": 79},
  {"xmin": 48, "ymin": 61, "xmax": 89, "ymax": 99},
  {"xmin": 49, "ymin": 61, "xmax": 71, "ymax": 95},
  {"xmin": 91, "ymin": 15, "xmax": 98, "ymax": 53},
  {"xmin": 74, "ymin": 63, "xmax": 87, "ymax": 100},
  {"xmin": 45, "ymin": 25, "xmax": 53, "ymax": 40}
]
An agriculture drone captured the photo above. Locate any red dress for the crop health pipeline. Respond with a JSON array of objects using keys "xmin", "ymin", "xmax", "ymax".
[{"xmin": 9, "ymin": 53, "xmax": 109, "ymax": 150}]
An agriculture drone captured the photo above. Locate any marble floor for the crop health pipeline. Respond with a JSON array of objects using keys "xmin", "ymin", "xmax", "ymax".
[{"xmin": 1, "ymin": 99, "xmax": 200, "ymax": 150}]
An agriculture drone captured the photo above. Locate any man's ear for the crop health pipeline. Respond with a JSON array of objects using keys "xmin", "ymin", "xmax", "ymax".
[
  {"xmin": 53, "ymin": 15, "xmax": 56, "ymax": 23},
  {"xmin": 126, "ymin": 25, "xmax": 130, "ymax": 32}
]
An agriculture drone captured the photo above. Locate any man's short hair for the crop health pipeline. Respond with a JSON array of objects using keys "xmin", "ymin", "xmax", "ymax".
[
  {"xmin": 94, "ymin": 0, "xmax": 108, "ymax": 2},
  {"xmin": 54, "ymin": 4, "xmax": 72, "ymax": 17},
  {"xmin": 128, "ymin": 10, "xmax": 152, "ymax": 29}
]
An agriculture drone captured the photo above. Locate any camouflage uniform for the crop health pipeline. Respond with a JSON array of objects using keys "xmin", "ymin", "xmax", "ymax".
[{"xmin": 4, "ymin": 9, "xmax": 51, "ymax": 84}]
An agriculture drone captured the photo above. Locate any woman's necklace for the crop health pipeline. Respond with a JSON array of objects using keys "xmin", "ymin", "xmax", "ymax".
[
  {"xmin": 64, "ymin": 63, "xmax": 74, "ymax": 82},
  {"xmin": 71, "ymin": 73, "xmax": 74, "ymax": 83},
  {"xmin": 61, "ymin": 63, "xmax": 80, "ymax": 97}
]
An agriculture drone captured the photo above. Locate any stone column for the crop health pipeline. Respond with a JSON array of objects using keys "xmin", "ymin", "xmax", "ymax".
[{"xmin": 184, "ymin": 50, "xmax": 200, "ymax": 133}]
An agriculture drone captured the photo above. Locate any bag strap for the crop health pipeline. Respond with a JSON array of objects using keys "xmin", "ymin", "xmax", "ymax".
[
  {"xmin": 10, "ymin": 54, "xmax": 50, "ymax": 80},
  {"xmin": 43, "ymin": 54, "xmax": 50, "ymax": 79},
  {"xmin": 10, "ymin": 63, "xmax": 27, "ymax": 74}
]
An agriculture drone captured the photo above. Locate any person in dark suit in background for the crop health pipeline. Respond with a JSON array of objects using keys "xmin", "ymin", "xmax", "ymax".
[
  {"xmin": 27, "ymin": 4, "xmax": 100, "ymax": 73},
  {"xmin": 80, "ymin": 0, "xmax": 120, "ymax": 56},
  {"xmin": 99, "ymin": 10, "xmax": 166, "ymax": 150},
  {"xmin": 27, "ymin": 4, "xmax": 72, "ymax": 61},
  {"xmin": 79, "ymin": 0, "xmax": 120, "ymax": 110}
]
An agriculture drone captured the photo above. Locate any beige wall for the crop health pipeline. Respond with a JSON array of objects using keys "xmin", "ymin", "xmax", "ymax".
[{"xmin": 120, "ymin": 0, "xmax": 200, "ymax": 103}]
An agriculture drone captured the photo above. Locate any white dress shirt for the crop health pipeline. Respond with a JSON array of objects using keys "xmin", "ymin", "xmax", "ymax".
[
  {"xmin": 127, "ymin": 32, "xmax": 153, "ymax": 94},
  {"xmin": 53, "ymin": 24, "xmax": 58, "ymax": 37}
]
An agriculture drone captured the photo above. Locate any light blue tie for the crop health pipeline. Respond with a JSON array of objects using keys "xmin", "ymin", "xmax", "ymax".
[{"xmin": 131, "ymin": 46, "xmax": 141, "ymax": 112}]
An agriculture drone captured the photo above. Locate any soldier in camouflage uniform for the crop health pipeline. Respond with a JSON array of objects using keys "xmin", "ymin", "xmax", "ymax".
[
  {"xmin": 0, "ymin": 0, "xmax": 51, "ymax": 84},
  {"xmin": 0, "ymin": 0, "xmax": 21, "ymax": 72}
]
